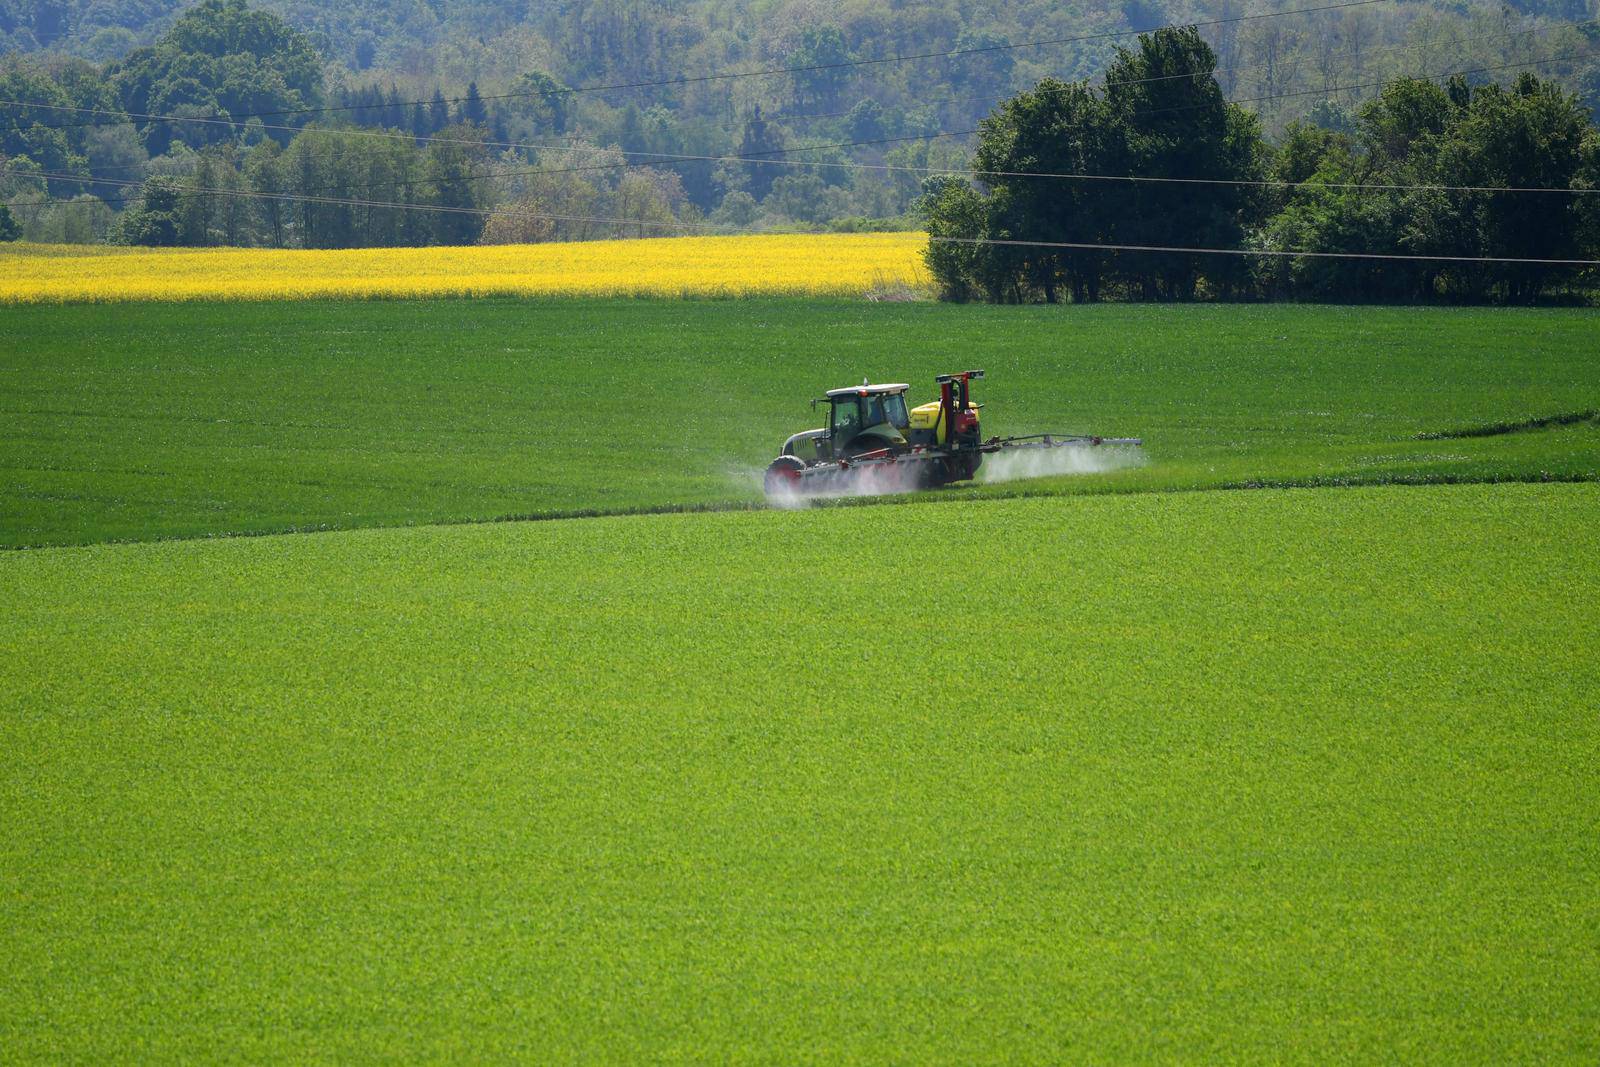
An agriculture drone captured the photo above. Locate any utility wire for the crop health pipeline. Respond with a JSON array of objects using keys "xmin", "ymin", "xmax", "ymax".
[
  {"xmin": 2, "ymin": 0, "xmax": 1393, "ymax": 127},
  {"xmin": 33, "ymin": 18, "xmax": 1562, "ymax": 188},
  {"xmin": 18, "ymin": 9, "xmax": 1581, "ymax": 167},
  {"xmin": 8, "ymin": 45, "xmax": 1598, "ymax": 207},
  {"xmin": 9, "ymin": 33, "xmax": 1591, "ymax": 153},
  {"xmin": 0, "ymin": 165, "xmax": 692, "ymax": 232},
  {"xmin": 6, "ymin": 167, "xmax": 1592, "ymax": 266},
  {"xmin": 657, "ymin": 18, "xmax": 1594, "ymax": 140},
  {"xmin": 930, "ymin": 235, "xmax": 1600, "ymax": 265},
  {"xmin": 751, "ymin": 48, "xmax": 1600, "ymax": 158}
]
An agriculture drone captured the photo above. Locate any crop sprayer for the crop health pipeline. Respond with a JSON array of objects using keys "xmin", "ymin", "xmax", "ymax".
[{"xmin": 763, "ymin": 369, "xmax": 1142, "ymax": 498}]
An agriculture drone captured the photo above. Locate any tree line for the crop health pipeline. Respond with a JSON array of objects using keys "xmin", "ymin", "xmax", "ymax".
[
  {"xmin": 8, "ymin": 0, "xmax": 1600, "ymax": 143},
  {"xmin": 921, "ymin": 28, "xmax": 1600, "ymax": 304},
  {"xmin": 7, "ymin": 0, "xmax": 1600, "ymax": 242},
  {"xmin": 89, "ymin": 129, "xmax": 704, "ymax": 248},
  {"xmin": 3, "ymin": 1, "xmax": 1599, "ymax": 304}
]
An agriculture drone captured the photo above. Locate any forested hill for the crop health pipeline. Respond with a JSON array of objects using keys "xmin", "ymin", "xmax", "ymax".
[{"xmin": 6, "ymin": 0, "xmax": 1600, "ymax": 135}]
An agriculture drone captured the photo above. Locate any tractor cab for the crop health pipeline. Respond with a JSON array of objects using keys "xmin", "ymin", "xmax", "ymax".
[
  {"xmin": 822, "ymin": 382, "xmax": 911, "ymax": 456},
  {"xmin": 780, "ymin": 382, "xmax": 913, "ymax": 463}
]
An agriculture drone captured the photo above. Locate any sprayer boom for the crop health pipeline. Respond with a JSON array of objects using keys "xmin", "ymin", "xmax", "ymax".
[{"xmin": 982, "ymin": 433, "xmax": 1144, "ymax": 452}]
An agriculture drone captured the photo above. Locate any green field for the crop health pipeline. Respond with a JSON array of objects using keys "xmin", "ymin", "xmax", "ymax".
[
  {"xmin": 3, "ymin": 297, "xmax": 1598, "ymax": 1060},
  {"xmin": 2, "ymin": 484, "xmax": 1596, "ymax": 1061},
  {"xmin": 2, "ymin": 299, "xmax": 1597, "ymax": 547}
]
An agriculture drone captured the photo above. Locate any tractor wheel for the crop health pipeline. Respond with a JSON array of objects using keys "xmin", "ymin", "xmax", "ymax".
[
  {"xmin": 930, "ymin": 453, "xmax": 980, "ymax": 486},
  {"xmin": 907, "ymin": 456, "xmax": 943, "ymax": 490},
  {"xmin": 764, "ymin": 455, "xmax": 808, "ymax": 498}
]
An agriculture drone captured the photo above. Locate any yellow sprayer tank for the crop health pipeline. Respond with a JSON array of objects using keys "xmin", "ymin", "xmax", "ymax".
[{"xmin": 909, "ymin": 401, "xmax": 946, "ymax": 444}]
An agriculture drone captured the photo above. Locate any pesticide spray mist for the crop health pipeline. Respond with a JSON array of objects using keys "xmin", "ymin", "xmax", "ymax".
[
  {"xmin": 735, "ymin": 444, "xmax": 1145, "ymax": 507},
  {"xmin": 730, "ymin": 461, "xmax": 925, "ymax": 509},
  {"xmin": 976, "ymin": 443, "xmax": 1146, "ymax": 485}
]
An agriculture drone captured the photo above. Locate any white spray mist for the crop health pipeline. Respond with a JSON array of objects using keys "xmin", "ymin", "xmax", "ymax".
[
  {"xmin": 976, "ymin": 443, "xmax": 1146, "ymax": 485},
  {"xmin": 731, "ymin": 460, "xmax": 926, "ymax": 508}
]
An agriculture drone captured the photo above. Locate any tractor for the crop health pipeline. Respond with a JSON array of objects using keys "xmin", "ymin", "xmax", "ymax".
[{"xmin": 762, "ymin": 369, "xmax": 1139, "ymax": 498}]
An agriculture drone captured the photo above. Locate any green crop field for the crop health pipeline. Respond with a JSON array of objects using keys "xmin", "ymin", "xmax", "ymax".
[
  {"xmin": 1, "ymin": 299, "xmax": 1597, "ymax": 548},
  {"xmin": 2, "ymin": 484, "xmax": 1596, "ymax": 1061},
  {"xmin": 3, "ymin": 296, "xmax": 1598, "ymax": 1061}
]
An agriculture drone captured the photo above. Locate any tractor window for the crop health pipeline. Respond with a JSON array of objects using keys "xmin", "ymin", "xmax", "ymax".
[
  {"xmin": 861, "ymin": 393, "xmax": 909, "ymax": 429},
  {"xmin": 830, "ymin": 398, "xmax": 861, "ymax": 438},
  {"xmin": 883, "ymin": 394, "xmax": 910, "ymax": 429}
]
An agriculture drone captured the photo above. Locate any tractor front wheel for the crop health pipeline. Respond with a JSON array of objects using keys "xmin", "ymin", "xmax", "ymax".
[{"xmin": 764, "ymin": 455, "xmax": 808, "ymax": 498}]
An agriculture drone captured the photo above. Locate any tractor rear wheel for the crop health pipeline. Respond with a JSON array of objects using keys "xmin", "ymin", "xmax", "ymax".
[
  {"xmin": 923, "ymin": 453, "xmax": 980, "ymax": 487},
  {"xmin": 764, "ymin": 455, "xmax": 808, "ymax": 498}
]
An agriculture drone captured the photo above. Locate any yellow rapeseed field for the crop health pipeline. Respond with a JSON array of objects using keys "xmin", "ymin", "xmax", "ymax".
[{"xmin": 0, "ymin": 232, "xmax": 931, "ymax": 303}]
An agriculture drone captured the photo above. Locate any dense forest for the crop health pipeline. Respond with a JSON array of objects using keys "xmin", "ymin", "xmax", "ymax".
[
  {"xmin": 923, "ymin": 27, "xmax": 1599, "ymax": 303},
  {"xmin": 5, "ymin": 0, "xmax": 1599, "ymax": 124},
  {"xmin": 2, "ymin": 0, "xmax": 1598, "ymax": 300}
]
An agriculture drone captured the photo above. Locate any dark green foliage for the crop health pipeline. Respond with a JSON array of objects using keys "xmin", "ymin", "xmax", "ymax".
[
  {"xmin": 0, "ymin": 202, "xmax": 19, "ymax": 239},
  {"xmin": 0, "ymin": 61, "xmax": 96, "ymax": 187},
  {"xmin": 1360, "ymin": 77, "xmax": 1454, "ymax": 163},
  {"xmin": 1271, "ymin": 121, "xmax": 1352, "ymax": 188},
  {"xmin": 418, "ymin": 121, "xmax": 490, "ymax": 245},
  {"xmin": 915, "ymin": 175, "xmax": 990, "ymax": 301},
  {"xmin": 103, "ymin": 117, "xmax": 494, "ymax": 247},
  {"xmin": 502, "ymin": 70, "xmax": 568, "ymax": 136},
  {"xmin": 1262, "ymin": 72, "xmax": 1599, "ymax": 303},
  {"xmin": 1102, "ymin": 28, "xmax": 1265, "ymax": 300},
  {"xmin": 106, "ymin": 0, "xmax": 321, "ymax": 155},
  {"xmin": 924, "ymin": 34, "xmax": 1600, "ymax": 304},
  {"xmin": 973, "ymin": 77, "xmax": 1117, "ymax": 303},
  {"xmin": 845, "ymin": 97, "xmax": 884, "ymax": 141},
  {"xmin": 738, "ymin": 104, "xmax": 783, "ymax": 200},
  {"xmin": 106, "ymin": 172, "xmax": 183, "ymax": 243},
  {"xmin": 1434, "ymin": 74, "xmax": 1594, "ymax": 301},
  {"xmin": 765, "ymin": 171, "xmax": 834, "ymax": 223},
  {"xmin": 787, "ymin": 25, "xmax": 853, "ymax": 107},
  {"xmin": 925, "ymin": 28, "xmax": 1266, "ymax": 303},
  {"xmin": 949, "ymin": 28, "xmax": 1015, "ymax": 99},
  {"xmin": 458, "ymin": 79, "xmax": 486, "ymax": 126}
]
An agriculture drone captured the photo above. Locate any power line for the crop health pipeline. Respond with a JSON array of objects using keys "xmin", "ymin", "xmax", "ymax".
[
  {"xmin": 991, "ymin": 17, "xmax": 1595, "ymax": 101},
  {"xmin": 10, "ymin": 28, "xmax": 1592, "ymax": 154},
  {"xmin": 345, "ymin": 44, "xmax": 1600, "ymax": 196},
  {"xmin": 7, "ymin": 169, "xmax": 1591, "ymax": 265},
  {"xmin": 930, "ymin": 235, "xmax": 1600, "ymax": 265},
  {"xmin": 341, "ymin": 44, "xmax": 1600, "ymax": 193},
  {"xmin": 3, "ymin": 0, "xmax": 1393, "ymax": 127},
  {"xmin": 18, "ymin": 128, "xmax": 1595, "ymax": 206},
  {"xmin": 7, "ymin": 45, "xmax": 1597, "ymax": 207},
  {"xmin": 0, "ymin": 165, "xmax": 692, "ymax": 233},
  {"xmin": 700, "ymin": 17, "xmax": 1587, "ymax": 140},
  {"xmin": 753, "ymin": 48, "xmax": 1600, "ymax": 159},
  {"xmin": 17, "ymin": 9, "xmax": 1580, "ymax": 166},
  {"xmin": 15, "ymin": 20, "xmax": 1504, "ymax": 187}
]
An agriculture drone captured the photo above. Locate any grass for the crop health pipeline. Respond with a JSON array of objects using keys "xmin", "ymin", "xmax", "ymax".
[
  {"xmin": 2, "ymin": 298, "xmax": 1597, "ymax": 547},
  {"xmin": 2, "ymin": 483, "xmax": 1596, "ymax": 1061},
  {"xmin": 0, "ymin": 234, "xmax": 929, "ymax": 303}
]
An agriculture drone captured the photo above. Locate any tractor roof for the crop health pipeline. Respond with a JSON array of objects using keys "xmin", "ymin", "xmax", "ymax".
[{"xmin": 824, "ymin": 383, "xmax": 910, "ymax": 399}]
